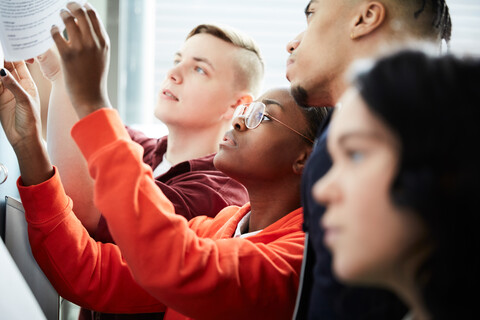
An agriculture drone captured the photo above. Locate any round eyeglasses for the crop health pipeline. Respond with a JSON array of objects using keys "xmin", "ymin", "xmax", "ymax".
[{"xmin": 233, "ymin": 102, "xmax": 314, "ymax": 144}]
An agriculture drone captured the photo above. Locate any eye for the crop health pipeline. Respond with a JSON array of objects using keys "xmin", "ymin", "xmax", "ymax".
[
  {"xmin": 173, "ymin": 59, "xmax": 180, "ymax": 66},
  {"xmin": 347, "ymin": 150, "xmax": 365, "ymax": 163},
  {"xmin": 305, "ymin": 9, "xmax": 315, "ymax": 22},
  {"xmin": 262, "ymin": 114, "xmax": 271, "ymax": 122},
  {"xmin": 195, "ymin": 66, "xmax": 206, "ymax": 75}
]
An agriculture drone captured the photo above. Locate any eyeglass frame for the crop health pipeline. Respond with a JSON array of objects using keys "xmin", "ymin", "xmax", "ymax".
[
  {"xmin": 0, "ymin": 163, "xmax": 8, "ymax": 185},
  {"xmin": 233, "ymin": 102, "xmax": 314, "ymax": 144}
]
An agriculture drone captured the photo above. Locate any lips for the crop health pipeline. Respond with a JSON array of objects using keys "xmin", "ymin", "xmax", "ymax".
[
  {"xmin": 323, "ymin": 227, "xmax": 339, "ymax": 250},
  {"xmin": 286, "ymin": 57, "xmax": 295, "ymax": 81},
  {"xmin": 321, "ymin": 213, "xmax": 341, "ymax": 249},
  {"xmin": 162, "ymin": 89, "xmax": 179, "ymax": 101},
  {"xmin": 286, "ymin": 57, "xmax": 294, "ymax": 67},
  {"xmin": 220, "ymin": 130, "xmax": 237, "ymax": 147}
]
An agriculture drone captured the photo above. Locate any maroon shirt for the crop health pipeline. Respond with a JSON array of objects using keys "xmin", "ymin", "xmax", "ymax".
[{"xmin": 95, "ymin": 127, "xmax": 249, "ymax": 243}]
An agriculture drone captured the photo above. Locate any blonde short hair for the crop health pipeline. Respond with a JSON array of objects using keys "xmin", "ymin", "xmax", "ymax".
[{"xmin": 187, "ymin": 24, "xmax": 264, "ymax": 97}]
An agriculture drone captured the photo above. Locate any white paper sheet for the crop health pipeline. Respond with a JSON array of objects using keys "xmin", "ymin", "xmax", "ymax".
[{"xmin": 0, "ymin": 0, "xmax": 86, "ymax": 61}]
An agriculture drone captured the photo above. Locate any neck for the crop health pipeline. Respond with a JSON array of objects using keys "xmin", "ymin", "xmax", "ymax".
[
  {"xmin": 244, "ymin": 176, "xmax": 301, "ymax": 232},
  {"xmin": 165, "ymin": 123, "xmax": 229, "ymax": 165},
  {"xmin": 399, "ymin": 287, "xmax": 431, "ymax": 320},
  {"xmin": 389, "ymin": 262, "xmax": 432, "ymax": 320},
  {"xmin": 309, "ymin": 74, "xmax": 348, "ymax": 107}
]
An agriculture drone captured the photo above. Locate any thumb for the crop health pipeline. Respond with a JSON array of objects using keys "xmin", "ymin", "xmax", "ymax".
[
  {"xmin": 37, "ymin": 48, "xmax": 62, "ymax": 81},
  {"xmin": 0, "ymin": 68, "xmax": 31, "ymax": 104}
]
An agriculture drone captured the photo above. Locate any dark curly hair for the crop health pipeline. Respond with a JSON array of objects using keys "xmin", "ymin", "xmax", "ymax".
[{"xmin": 354, "ymin": 50, "xmax": 480, "ymax": 319}]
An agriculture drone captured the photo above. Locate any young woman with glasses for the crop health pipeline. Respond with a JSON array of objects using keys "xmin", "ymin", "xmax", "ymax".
[
  {"xmin": 32, "ymin": 4, "xmax": 262, "ymax": 318},
  {"xmin": 0, "ymin": 5, "xmax": 328, "ymax": 319}
]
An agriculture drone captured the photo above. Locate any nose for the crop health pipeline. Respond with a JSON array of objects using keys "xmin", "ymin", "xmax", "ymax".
[
  {"xmin": 167, "ymin": 64, "xmax": 183, "ymax": 84},
  {"xmin": 312, "ymin": 167, "xmax": 340, "ymax": 207},
  {"xmin": 232, "ymin": 115, "xmax": 247, "ymax": 132},
  {"xmin": 286, "ymin": 32, "xmax": 304, "ymax": 53}
]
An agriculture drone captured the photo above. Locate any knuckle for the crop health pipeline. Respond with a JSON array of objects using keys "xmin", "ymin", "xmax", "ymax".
[
  {"xmin": 71, "ymin": 6, "xmax": 86, "ymax": 16},
  {"xmin": 63, "ymin": 15, "xmax": 76, "ymax": 24}
]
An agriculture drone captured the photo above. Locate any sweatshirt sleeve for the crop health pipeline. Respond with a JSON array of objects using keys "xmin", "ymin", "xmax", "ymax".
[
  {"xmin": 71, "ymin": 108, "xmax": 304, "ymax": 320},
  {"xmin": 18, "ymin": 168, "xmax": 166, "ymax": 314}
]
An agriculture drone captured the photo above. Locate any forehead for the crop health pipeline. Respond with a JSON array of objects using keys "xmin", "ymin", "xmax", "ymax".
[
  {"xmin": 331, "ymin": 89, "xmax": 380, "ymax": 137},
  {"xmin": 306, "ymin": 0, "xmax": 345, "ymax": 11},
  {"xmin": 330, "ymin": 89, "xmax": 398, "ymax": 146},
  {"xmin": 180, "ymin": 33, "xmax": 238, "ymax": 65},
  {"xmin": 258, "ymin": 89, "xmax": 294, "ymax": 110},
  {"xmin": 259, "ymin": 88, "xmax": 306, "ymax": 123}
]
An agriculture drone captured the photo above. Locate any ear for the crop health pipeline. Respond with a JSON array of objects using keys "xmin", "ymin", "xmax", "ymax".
[
  {"xmin": 350, "ymin": 1, "xmax": 386, "ymax": 40},
  {"xmin": 221, "ymin": 93, "xmax": 254, "ymax": 120},
  {"xmin": 292, "ymin": 146, "xmax": 312, "ymax": 175}
]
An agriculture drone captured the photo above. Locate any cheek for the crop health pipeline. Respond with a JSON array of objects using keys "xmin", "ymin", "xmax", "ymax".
[
  {"xmin": 331, "ymin": 171, "xmax": 398, "ymax": 282},
  {"xmin": 188, "ymin": 82, "xmax": 234, "ymax": 116},
  {"xmin": 334, "ymin": 196, "xmax": 414, "ymax": 285},
  {"xmin": 215, "ymin": 135, "xmax": 296, "ymax": 180}
]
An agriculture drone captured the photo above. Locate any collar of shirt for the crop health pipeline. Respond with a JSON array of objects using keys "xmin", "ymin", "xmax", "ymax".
[{"xmin": 233, "ymin": 211, "xmax": 263, "ymax": 238}]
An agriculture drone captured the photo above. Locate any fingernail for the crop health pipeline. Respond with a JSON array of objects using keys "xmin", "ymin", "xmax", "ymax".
[
  {"xmin": 60, "ymin": 8, "xmax": 70, "ymax": 17},
  {"xmin": 0, "ymin": 68, "xmax": 6, "ymax": 77}
]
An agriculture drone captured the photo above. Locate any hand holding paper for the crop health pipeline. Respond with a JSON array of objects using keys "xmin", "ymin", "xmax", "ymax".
[
  {"xmin": 52, "ymin": 2, "xmax": 111, "ymax": 119},
  {"xmin": 0, "ymin": 0, "xmax": 87, "ymax": 61}
]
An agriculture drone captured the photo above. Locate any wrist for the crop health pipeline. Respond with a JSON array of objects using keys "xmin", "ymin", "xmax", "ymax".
[
  {"xmin": 14, "ymin": 138, "xmax": 54, "ymax": 186},
  {"xmin": 13, "ymin": 135, "xmax": 47, "ymax": 161},
  {"xmin": 74, "ymin": 99, "xmax": 112, "ymax": 119}
]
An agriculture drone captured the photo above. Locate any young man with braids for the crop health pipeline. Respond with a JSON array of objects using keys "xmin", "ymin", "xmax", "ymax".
[{"xmin": 285, "ymin": 1, "xmax": 452, "ymax": 319}]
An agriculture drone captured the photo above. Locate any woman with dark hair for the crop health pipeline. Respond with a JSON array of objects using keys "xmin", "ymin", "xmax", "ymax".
[{"xmin": 313, "ymin": 49, "xmax": 480, "ymax": 320}]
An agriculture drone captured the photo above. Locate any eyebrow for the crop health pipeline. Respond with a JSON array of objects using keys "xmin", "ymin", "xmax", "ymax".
[
  {"xmin": 337, "ymin": 131, "xmax": 386, "ymax": 146},
  {"xmin": 174, "ymin": 52, "xmax": 215, "ymax": 70},
  {"xmin": 262, "ymin": 98, "xmax": 285, "ymax": 111},
  {"xmin": 304, "ymin": 0, "xmax": 316, "ymax": 16}
]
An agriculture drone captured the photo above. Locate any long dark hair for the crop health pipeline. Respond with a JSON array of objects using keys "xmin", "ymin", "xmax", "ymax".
[{"xmin": 354, "ymin": 49, "xmax": 480, "ymax": 319}]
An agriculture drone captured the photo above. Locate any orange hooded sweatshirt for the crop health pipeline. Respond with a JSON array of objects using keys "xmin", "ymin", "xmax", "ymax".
[{"xmin": 18, "ymin": 109, "xmax": 305, "ymax": 319}]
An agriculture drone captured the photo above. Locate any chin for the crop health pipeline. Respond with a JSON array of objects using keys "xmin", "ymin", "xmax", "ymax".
[
  {"xmin": 291, "ymin": 85, "xmax": 312, "ymax": 108},
  {"xmin": 213, "ymin": 152, "xmax": 228, "ymax": 173},
  {"xmin": 213, "ymin": 154, "xmax": 244, "ymax": 183}
]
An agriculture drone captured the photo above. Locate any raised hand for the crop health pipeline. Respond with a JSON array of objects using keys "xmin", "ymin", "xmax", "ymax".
[
  {"xmin": 51, "ymin": 2, "xmax": 111, "ymax": 118},
  {"xmin": 0, "ymin": 63, "xmax": 53, "ymax": 185},
  {"xmin": 0, "ymin": 62, "xmax": 41, "ymax": 149}
]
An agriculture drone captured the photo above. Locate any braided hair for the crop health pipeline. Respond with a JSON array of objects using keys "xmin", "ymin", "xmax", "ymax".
[{"xmin": 414, "ymin": 0, "xmax": 452, "ymax": 49}]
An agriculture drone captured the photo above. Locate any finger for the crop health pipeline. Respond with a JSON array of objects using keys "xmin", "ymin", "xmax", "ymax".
[
  {"xmin": 51, "ymin": 25, "xmax": 69, "ymax": 55},
  {"xmin": 0, "ymin": 68, "xmax": 31, "ymax": 104},
  {"xmin": 84, "ymin": 3, "xmax": 109, "ymax": 47},
  {"xmin": 59, "ymin": 8, "xmax": 82, "ymax": 48},
  {"xmin": 67, "ymin": 2, "xmax": 95, "ymax": 46},
  {"xmin": 4, "ymin": 61, "xmax": 20, "ymax": 81},
  {"xmin": 4, "ymin": 61, "xmax": 33, "ymax": 83},
  {"xmin": 37, "ymin": 48, "xmax": 62, "ymax": 81}
]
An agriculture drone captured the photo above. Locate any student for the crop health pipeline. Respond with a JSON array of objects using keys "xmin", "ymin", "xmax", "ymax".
[
  {"xmin": 38, "ymin": 3, "xmax": 264, "ymax": 237},
  {"xmin": 37, "ymin": 4, "xmax": 263, "ymax": 317},
  {"xmin": 313, "ymin": 49, "xmax": 480, "ymax": 320},
  {"xmin": 285, "ymin": 1, "xmax": 452, "ymax": 318},
  {"xmin": 0, "ymin": 24, "xmax": 328, "ymax": 320}
]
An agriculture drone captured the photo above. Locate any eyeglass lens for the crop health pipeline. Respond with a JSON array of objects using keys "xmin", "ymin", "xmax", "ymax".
[{"xmin": 234, "ymin": 102, "xmax": 265, "ymax": 129}]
